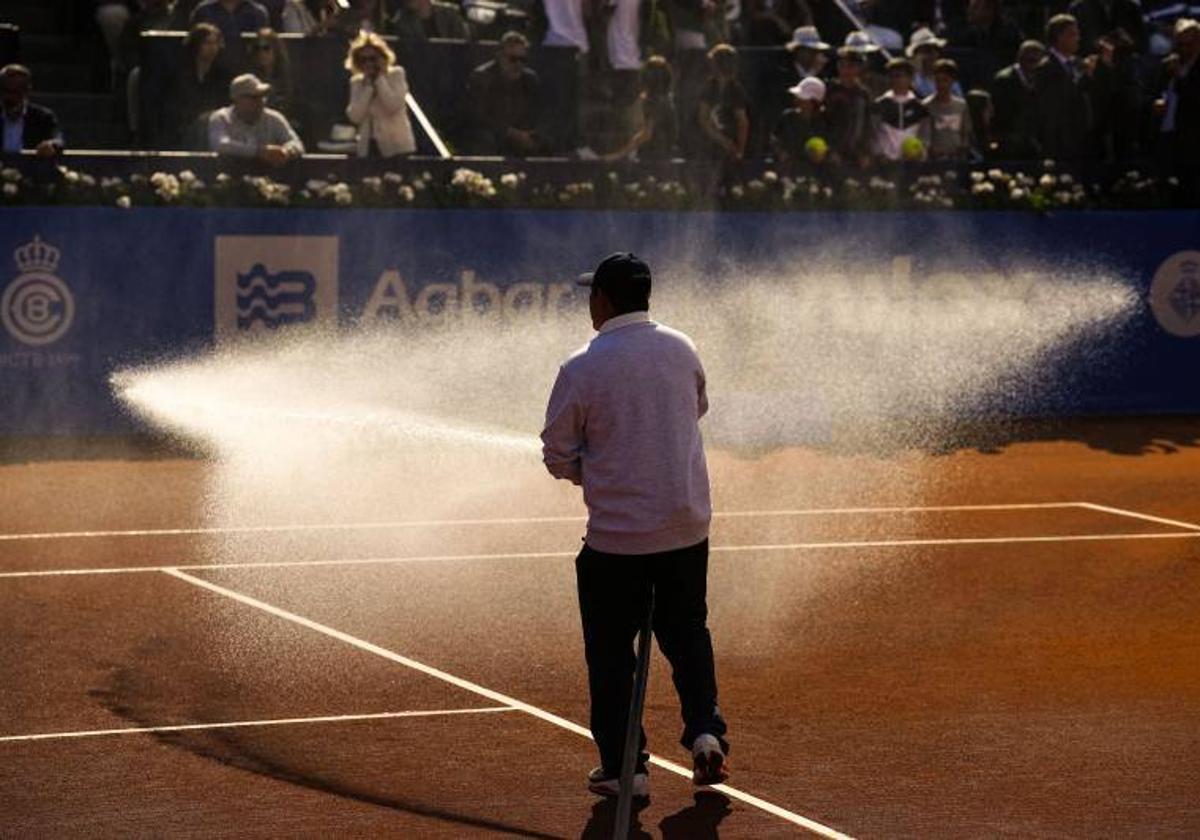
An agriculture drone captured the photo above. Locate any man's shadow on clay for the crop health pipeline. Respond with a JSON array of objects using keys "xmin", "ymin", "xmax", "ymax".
[{"xmin": 580, "ymin": 791, "xmax": 733, "ymax": 839}]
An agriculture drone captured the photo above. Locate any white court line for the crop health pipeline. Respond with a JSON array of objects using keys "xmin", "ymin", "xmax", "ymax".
[
  {"xmin": 2, "ymin": 530, "xmax": 1198, "ymax": 580},
  {"xmin": 162, "ymin": 567, "xmax": 854, "ymax": 840},
  {"xmin": 0, "ymin": 502, "xmax": 1086, "ymax": 542},
  {"xmin": 1076, "ymin": 502, "xmax": 1200, "ymax": 533},
  {"xmin": 0, "ymin": 707, "xmax": 517, "ymax": 744}
]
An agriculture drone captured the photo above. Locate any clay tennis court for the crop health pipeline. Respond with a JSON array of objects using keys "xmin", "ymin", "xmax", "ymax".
[{"xmin": 3, "ymin": 418, "xmax": 1199, "ymax": 838}]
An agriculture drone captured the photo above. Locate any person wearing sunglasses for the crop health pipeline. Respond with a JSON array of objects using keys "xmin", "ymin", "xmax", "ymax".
[
  {"xmin": 466, "ymin": 30, "xmax": 544, "ymax": 156},
  {"xmin": 344, "ymin": 31, "xmax": 416, "ymax": 158}
]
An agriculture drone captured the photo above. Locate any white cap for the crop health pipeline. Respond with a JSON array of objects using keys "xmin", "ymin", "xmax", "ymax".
[{"xmin": 788, "ymin": 76, "xmax": 826, "ymax": 101}]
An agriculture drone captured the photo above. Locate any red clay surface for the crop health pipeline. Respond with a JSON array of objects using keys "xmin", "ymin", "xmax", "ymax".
[{"xmin": 2, "ymin": 419, "xmax": 1200, "ymax": 838}]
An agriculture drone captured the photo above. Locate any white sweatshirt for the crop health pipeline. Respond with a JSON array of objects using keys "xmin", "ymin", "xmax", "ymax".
[{"xmin": 541, "ymin": 311, "xmax": 712, "ymax": 555}]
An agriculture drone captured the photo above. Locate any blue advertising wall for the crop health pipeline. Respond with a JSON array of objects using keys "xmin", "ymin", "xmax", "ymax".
[{"xmin": 0, "ymin": 207, "xmax": 1197, "ymax": 436}]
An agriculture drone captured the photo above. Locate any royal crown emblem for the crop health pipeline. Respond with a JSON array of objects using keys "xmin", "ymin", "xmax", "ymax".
[{"xmin": 14, "ymin": 235, "xmax": 61, "ymax": 276}]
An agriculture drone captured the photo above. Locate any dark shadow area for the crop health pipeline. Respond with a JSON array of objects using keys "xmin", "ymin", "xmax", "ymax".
[
  {"xmin": 88, "ymin": 671, "xmax": 564, "ymax": 840},
  {"xmin": 908, "ymin": 415, "xmax": 1200, "ymax": 457},
  {"xmin": 579, "ymin": 791, "xmax": 732, "ymax": 839},
  {"xmin": 659, "ymin": 792, "xmax": 733, "ymax": 839},
  {"xmin": 579, "ymin": 797, "xmax": 652, "ymax": 840}
]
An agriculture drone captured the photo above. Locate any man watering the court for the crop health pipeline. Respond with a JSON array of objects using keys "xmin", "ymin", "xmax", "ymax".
[{"xmin": 540, "ymin": 252, "xmax": 729, "ymax": 799}]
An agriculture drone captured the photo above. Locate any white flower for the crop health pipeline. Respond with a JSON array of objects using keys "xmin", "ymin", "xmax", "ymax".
[
  {"xmin": 115, "ymin": 195, "xmax": 131, "ymax": 208},
  {"xmin": 970, "ymin": 171, "xmax": 985, "ymax": 183},
  {"xmin": 940, "ymin": 197, "xmax": 953, "ymax": 208},
  {"xmin": 730, "ymin": 185, "xmax": 744, "ymax": 199},
  {"xmin": 178, "ymin": 170, "xmax": 196, "ymax": 184},
  {"xmin": 1053, "ymin": 190, "xmax": 1072, "ymax": 204},
  {"xmin": 398, "ymin": 185, "xmax": 415, "ymax": 203},
  {"xmin": 335, "ymin": 190, "xmax": 352, "ymax": 206},
  {"xmin": 1010, "ymin": 188, "xmax": 1026, "ymax": 201},
  {"xmin": 64, "ymin": 170, "xmax": 81, "ymax": 184},
  {"xmin": 0, "ymin": 167, "xmax": 19, "ymax": 183},
  {"xmin": 361, "ymin": 176, "xmax": 382, "ymax": 191},
  {"xmin": 1058, "ymin": 173, "xmax": 1074, "ymax": 185},
  {"xmin": 1126, "ymin": 170, "xmax": 1140, "ymax": 180},
  {"xmin": 762, "ymin": 170, "xmax": 779, "ymax": 184},
  {"xmin": 306, "ymin": 179, "xmax": 328, "ymax": 192},
  {"xmin": 747, "ymin": 179, "xmax": 765, "ymax": 192},
  {"xmin": 1042, "ymin": 159, "xmax": 1056, "ymax": 170},
  {"xmin": 1168, "ymin": 176, "xmax": 1180, "ymax": 186},
  {"xmin": 2, "ymin": 182, "xmax": 17, "ymax": 197},
  {"xmin": 971, "ymin": 181, "xmax": 995, "ymax": 195},
  {"xmin": 821, "ymin": 186, "xmax": 833, "ymax": 199},
  {"xmin": 1039, "ymin": 174, "xmax": 1056, "ymax": 189},
  {"xmin": 500, "ymin": 172, "xmax": 520, "ymax": 189},
  {"xmin": 987, "ymin": 168, "xmax": 1004, "ymax": 181}
]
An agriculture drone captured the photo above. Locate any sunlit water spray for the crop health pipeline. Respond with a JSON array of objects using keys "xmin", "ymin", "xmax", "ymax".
[{"xmin": 111, "ymin": 260, "xmax": 1138, "ymax": 565}]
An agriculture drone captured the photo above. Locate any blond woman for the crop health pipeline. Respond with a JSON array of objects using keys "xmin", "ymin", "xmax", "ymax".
[{"xmin": 345, "ymin": 32, "xmax": 415, "ymax": 158}]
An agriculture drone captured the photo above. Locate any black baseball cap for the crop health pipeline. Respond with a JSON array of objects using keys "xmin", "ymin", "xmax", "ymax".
[{"xmin": 577, "ymin": 252, "xmax": 652, "ymax": 293}]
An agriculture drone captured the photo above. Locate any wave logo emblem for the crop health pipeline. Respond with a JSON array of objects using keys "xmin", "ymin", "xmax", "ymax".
[
  {"xmin": 236, "ymin": 263, "xmax": 316, "ymax": 330},
  {"xmin": 1150, "ymin": 251, "xmax": 1200, "ymax": 338},
  {"xmin": 1, "ymin": 235, "xmax": 75, "ymax": 346},
  {"xmin": 214, "ymin": 236, "xmax": 338, "ymax": 341}
]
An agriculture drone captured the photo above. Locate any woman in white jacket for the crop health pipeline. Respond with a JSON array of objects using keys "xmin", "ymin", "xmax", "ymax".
[{"xmin": 344, "ymin": 32, "xmax": 416, "ymax": 158}]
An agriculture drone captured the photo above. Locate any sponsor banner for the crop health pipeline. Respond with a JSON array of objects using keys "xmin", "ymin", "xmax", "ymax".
[{"xmin": 0, "ymin": 208, "xmax": 1197, "ymax": 436}]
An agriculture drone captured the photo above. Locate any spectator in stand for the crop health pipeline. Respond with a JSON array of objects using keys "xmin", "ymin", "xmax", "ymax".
[
  {"xmin": 948, "ymin": 0, "xmax": 1024, "ymax": 75},
  {"xmin": 743, "ymin": 0, "xmax": 814, "ymax": 46},
  {"xmin": 1088, "ymin": 26, "xmax": 1141, "ymax": 161},
  {"xmin": 696, "ymin": 43, "xmax": 750, "ymax": 160},
  {"xmin": 345, "ymin": 31, "xmax": 415, "ymax": 157},
  {"xmin": 1033, "ymin": 13, "xmax": 1093, "ymax": 162},
  {"xmin": 170, "ymin": 22, "xmax": 233, "ymax": 148},
  {"xmin": 842, "ymin": 30, "xmax": 887, "ymax": 97},
  {"xmin": 0, "ymin": 65, "xmax": 64, "ymax": 156},
  {"xmin": 281, "ymin": 0, "xmax": 336, "ymax": 35},
  {"xmin": 1154, "ymin": 18, "xmax": 1200, "ymax": 195},
  {"xmin": 965, "ymin": 87, "xmax": 996, "ymax": 159},
  {"xmin": 825, "ymin": 39, "xmax": 875, "ymax": 168},
  {"xmin": 771, "ymin": 76, "xmax": 828, "ymax": 165},
  {"xmin": 248, "ymin": 28, "xmax": 292, "ymax": 110},
  {"xmin": 191, "ymin": 0, "xmax": 270, "ymax": 60},
  {"xmin": 872, "ymin": 57, "xmax": 931, "ymax": 161},
  {"xmin": 923, "ymin": 57, "xmax": 972, "ymax": 158},
  {"xmin": 392, "ymin": 0, "xmax": 470, "ymax": 41},
  {"xmin": 466, "ymin": 31, "xmax": 543, "ymax": 156},
  {"xmin": 602, "ymin": 56, "xmax": 679, "ymax": 161},
  {"xmin": 783, "ymin": 25, "xmax": 832, "ymax": 86},
  {"xmin": 990, "ymin": 39, "xmax": 1044, "ymax": 158},
  {"xmin": 907, "ymin": 27, "xmax": 963, "ymax": 99},
  {"xmin": 208, "ymin": 72, "xmax": 304, "ymax": 163},
  {"xmin": 1067, "ymin": 0, "xmax": 1147, "ymax": 53},
  {"xmin": 117, "ymin": 0, "xmax": 173, "ymax": 81}
]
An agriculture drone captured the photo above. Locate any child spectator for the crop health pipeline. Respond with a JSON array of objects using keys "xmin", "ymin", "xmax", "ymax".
[
  {"xmin": 923, "ymin": 58, "xmax": 972, "ymax": 159},
  {"xmin": 825, "ymin": 43, "xmax": 874, "ymax": 168},
  {"xmin": 345, "ymin": 31, "xmax": 416, "ymax": 158},
  {"xmin": 771, "ymin": 76, "xmax": 828, "ymax": 165},
  {"xmin": 696, "ymin": 43, "xmax": 749, "ymax": 161},
  {"xmin": 907, "ymin": 27, "xmax": 962, "ymax": 99},
  {"xmin": 602, "ymin": 56, "xmax": 679, "ymax": 162},
  {"xmin": 872, "ymin": 57, "xmax": 931, "ymax": 162}
]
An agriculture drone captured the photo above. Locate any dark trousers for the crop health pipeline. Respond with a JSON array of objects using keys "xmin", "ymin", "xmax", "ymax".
[{"xmin": 575, "ymin": 539, "xmax": 728, "ymax": 774}]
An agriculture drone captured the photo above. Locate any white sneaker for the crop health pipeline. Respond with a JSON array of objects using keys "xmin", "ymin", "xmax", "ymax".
[
  {"xmin": 691, "ymin": 734, "xmax": 729, "ymax": 786},
  {"xmin": 587, "ymin": 765, "xmax": 649, "ymax": 798}
]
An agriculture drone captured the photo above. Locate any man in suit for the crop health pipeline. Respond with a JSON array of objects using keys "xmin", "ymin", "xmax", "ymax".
[
  {"xmin": 1034, "ymin": 14, "xmax": 1093, "ymax": 161},
  {"xmin": 990, "ymin": 39, "xmax": 1044, "ymax": 158},
  {"xmin": 1, "ymin": 65, "xmax": 63, "ymax": 156}
]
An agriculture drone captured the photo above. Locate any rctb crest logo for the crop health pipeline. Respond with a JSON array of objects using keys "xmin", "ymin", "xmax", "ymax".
[
  {"xmin": 214, "ymin": 236, "xmax": 338, "ymax": 341},
  {"xmin": 2, "ymin": 235, "xmax": 74, "ymax": 346},
  {"xmin": 1150, "ymin": 251, "xmax": 1200, "ymax": 338}
]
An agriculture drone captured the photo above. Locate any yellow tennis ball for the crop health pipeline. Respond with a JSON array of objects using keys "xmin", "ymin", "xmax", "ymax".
[
  {"xmin": 805, "ymin": 136, "xmax": 829, "ymax": 163},
  {"xmin": 901, "ymin": 136, "xmax": 925, "ymax": 161}
]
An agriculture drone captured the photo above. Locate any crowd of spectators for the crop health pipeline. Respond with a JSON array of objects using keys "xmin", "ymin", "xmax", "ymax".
[{"xmin": 2, "ymin": 0, "xmax": 1199, "ymax": 196}]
